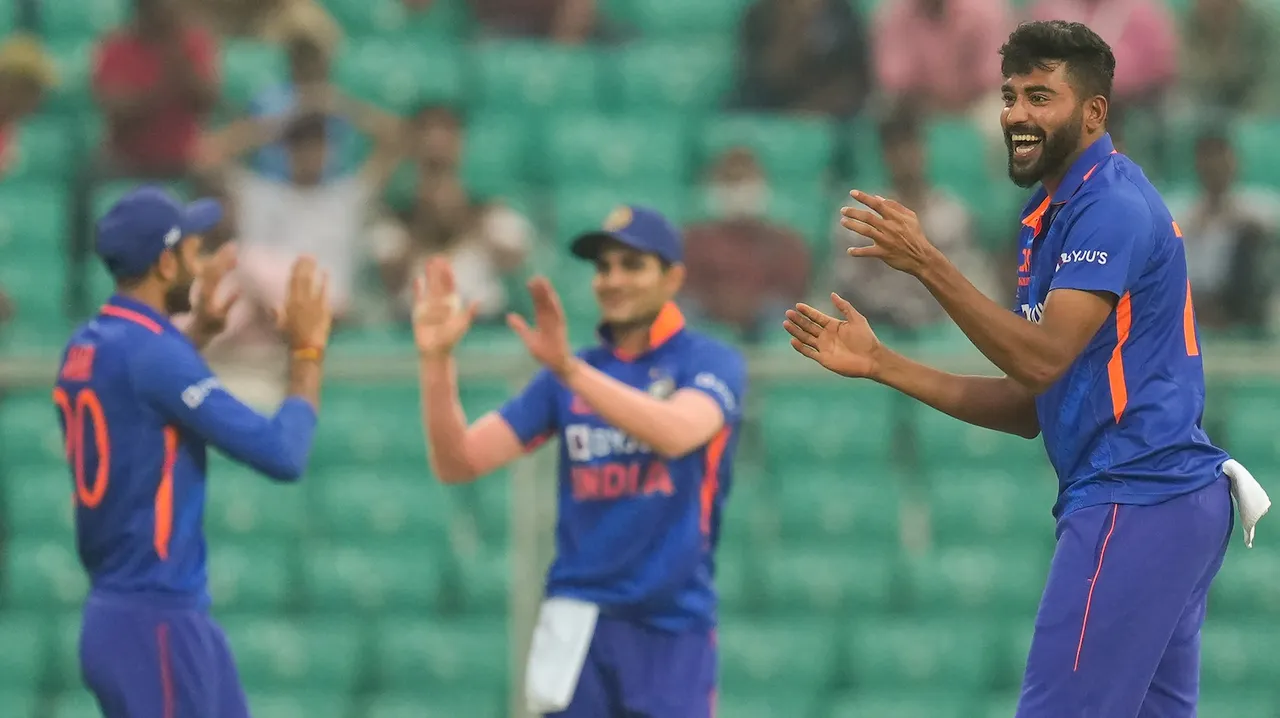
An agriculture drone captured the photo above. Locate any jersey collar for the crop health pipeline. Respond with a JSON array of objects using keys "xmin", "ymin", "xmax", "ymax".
[
  {"xmin": 101, "ymin": 294, "xmax": 179, "ymax": 337},
  {"xmin": 598, "ymin": 302, "xmax": 686, "ymax": 361},
  {"xmin": 1020, "ymin": 133, "xmax": 1117, "ymax": 235}
]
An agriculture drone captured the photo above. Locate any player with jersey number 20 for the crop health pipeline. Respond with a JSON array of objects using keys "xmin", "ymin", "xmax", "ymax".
[{"xmin": 415, "ymin": 205, "xmax": 747, "ymax": 717}]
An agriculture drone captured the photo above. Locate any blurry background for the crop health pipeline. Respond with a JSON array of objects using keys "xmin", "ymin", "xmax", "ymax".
[{"xmin": 0, "ymin": 0, "xmax": 1279, "ymax": 715}]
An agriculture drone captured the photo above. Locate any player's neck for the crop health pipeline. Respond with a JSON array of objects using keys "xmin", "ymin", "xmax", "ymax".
[
  {"xmin": 117, "ymin": 285, "xmax": 170, "ymax": 317},
  {"xmin": 609, "ymin": 322, "xmax": 653, "ymax": 356}
]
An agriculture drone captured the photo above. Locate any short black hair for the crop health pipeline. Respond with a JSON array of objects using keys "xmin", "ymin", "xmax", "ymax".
[
  {"xmin": 879, "ymin": 105, "xmax": 923, "ymax": 148},
  {"xmin": 283, "ymin": 112, "xmax": 328, "ymax": 145},
  {"xmin": 1000, "ymin": 20, "xmax": 1116, "ymax": 102}
]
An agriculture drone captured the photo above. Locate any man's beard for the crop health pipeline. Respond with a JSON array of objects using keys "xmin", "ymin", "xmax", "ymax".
[
  {"xmin": 1007, "ymin": 107, "xmax": 1084, "ymax": 189},
  {"xmin": 164, "ymin": 281, "xmax": 194, "ymax": 315}
]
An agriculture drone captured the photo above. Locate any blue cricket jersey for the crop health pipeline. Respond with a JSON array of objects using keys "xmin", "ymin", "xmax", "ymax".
[
  {"xmin": 1013, "ymin": 133, "xmax": 1230, "ymax": 518},
  {"xmin": 53, "ymin": 295, "xmax": 318, "ymax": 607},
  {"xmin": 497, "ymin": 303, "xmax": 747, "ymax": 632}
]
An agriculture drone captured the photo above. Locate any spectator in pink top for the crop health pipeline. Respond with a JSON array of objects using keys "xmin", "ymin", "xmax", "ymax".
[
  {"xmin": 873, "ymin": 0, "xmax": 1012, "ymax": 115},
  {"xmin": 1025, "ymin": 0, "xmax": 1177, "ymax": 110}
]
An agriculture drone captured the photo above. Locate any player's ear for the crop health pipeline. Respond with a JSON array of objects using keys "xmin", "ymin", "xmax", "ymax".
[
  {"xmin": 154, "ymin": 249, "xmax": 180, "ymax": 282},
  {"xmin": 663, "ymin": 262, "xmax": 686, "ymax": 295},
  {"xmin": 1085, "ymin": 95, "xmax": 1107, "ymax": 135}
]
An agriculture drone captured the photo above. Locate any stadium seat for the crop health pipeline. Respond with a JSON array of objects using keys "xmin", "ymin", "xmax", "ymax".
[
  {"xmin": 545, "ymin": 114, "xmax": 690, "ymax": 186},
  {"xmin": 0, "ymin": 391, "xmax": 66, "ymax": 467},
  {"xmin": 612, "ymin": 42, "xmax": 735, "ymax": 112},
  {"xmin": 0, "ymin": 614, "xmax": 47, "ymax": 690},
  {"xmin": 470, "ymin": 42, "xmax": 601, "ymax": 114},
  {"xmin": 699, "ymin": 114, "xmax": 836, "ymax": 182},
  {"xmin": 0, "ymin": 687, "xmax": 37, "ymax": 718},
  {"xmin": 713, "ymin": 692, "xmax": 820, "ymax": 718},
  {"xmin": 1200, "ymin": 621, "xmax": 1280, "ymax": 689},
  {"xmin": 458, "ymin": 113, "xmax": 533, "ymax": 197},
  {"xmin": 42, "ymin": 0, "xmax": 126, "ymax": 39},
  {"xmin": 976, "ymin": 692, "xmax": 1022, "ymax": 718},
  {"xmin": 1196, "ymin": 690, "xmax": 1280, "ymax": 717},
  {"xmin": 44, "ymin": 40, "xmax": 95, "ymax": 114},
  {"xmin": 207, "ymin": 541, "xmax": 296, "ymax": 612},
  {"xmin": 220, "ymin": 615, "xmax": 364, "ymax": 692},
  {"xmin": 551, "ymin": 183, "xmax": 691, "ymax": 246},
  {"xmin": 7, "ymin": 118, "xmax": 76, "ymax": 181},
  {"xmin": 904, "ymin": 546, "xmax": 1048, "ymax": 619},
  {"xmin": 310, "ymin": 397, "xmax": 426, "ymax": 466},
  {"xmin": 0, "ymin": 182, "xmax": 70, "ymax": 257},
  {"xmin": 448, "ymin": 548, "xmax": 509, "ymax": 614},
  {"xmin": 848, "ymin": 618, "xmax": 996, "ymax": 690},
  {"xmin": 49, "ymin": 613, "xmax": 82, "ymax": 689},
  {"xmin": 757, "ymin": 379, "xmax": 899, "ymax": 466},
  {"xmin": 3, "ymin": 538, "xmax": 87, "ymax": 612},
  {"xmin": 772, "ymin": 472, "xmax": 902, "ymax": 546},
  {"xmin": 915, "ymin": 408, "xmax": 1053, "ymax": 470},
  {"xmin": 718, "ymin": 618, "xmax": 841, "ymax": 693},
  {"xmin": 926, "ymin": 468, "xmax": 1058, "ymax": 546},
  {"xmin": 365, "ymin": 691, "xmax": 506, "ymax": 718},
  {"xmin": 302, "ymin": 543, "xmax": 443, "ymax": 613},
  {"xmin": 1210, "ymin": 545, "xmax": 1280, "ymax": 616},
  {"xmin": 614, "ymin": 0, "xmax": 750, "ymax": 37},
  {"xmin": 220, "ymin": 40, "xmax": 287, "ymax": 111},
  {"xmin": 1225, "ymin": 380, "xmax": 1280, "ymax": 466},
  {"xmin": 758, "ymin": 546, "xmax": 896, "ymax": 616},
  {"xmin": 244, "ymin": 691, "xmax": 348, "ymax": 718},
  {"xmin": 1235, "ymin": 119, "xmax": 1280, "ymax": 188},
  {"xmin": 373, "ymin": 616, "xmax": 508, "ymax": 692},
  {"xmin": 3, "ymin": 464, "xmax": 74, "ymax": 539},
  {"xmin": 460, "ymin": 471, "xmax": 515, "ymax": 543},
  {"xmin": 49, "ymin": 691, "xmax": 103, "ymax": 718},
  {"xmin": 827, "ymin": 690, "xmax": 976, "ymax": 718},
  {"xmin": 335, "ymin": 40, "xmax": 464, "ymax": 111},
  {"xmin": 205, "ymin": 459, "xmax": 310, "ymax": 539},
  {"xmin": 322, "ymin": 0, "xmax": 470, "ymax": 38},
  {"xmin": 997, "ymin": 625, "xmax": 1034, "ymax": 690},
  {"xmin": 309, "ymin": 471, "xmax": 454, "ymax": 542}
]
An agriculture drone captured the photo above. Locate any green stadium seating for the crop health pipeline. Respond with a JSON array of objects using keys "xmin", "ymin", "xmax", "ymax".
[
  {"xmin": 449, "ymin": 548, "xmax": 509, "ymax": 614},
  {"xmin": 1235, "ymin": 119, "xmax": 1280, "ymax": 188},
  {"xmin": 221, "ymin": 615, "xmax": 364, "ymax": 692},
  {"xmin": 244, "ymin": 691, "xmax": 349, "ymax": 718},
  {"xmin": 772, "ymin": 471, "xmax": 902, "ymax": 546},
  {"xmin": 458, "ymin": 113, "xmax": 533, "ymax": 197},
  {"xmin": 373, "ymin": 616, "xmax": 508, "ymax": 692},
  {"xmin": 915, "ymin": 408, "xmax": 1053, "ymax": 470},
  {"xmin": 848, "ymin": 619, "xmax": 996, "ymax": 690},
  {"xmin": 310, "ymin": 472, "xmax": 455, "ymax": 542},
  {"xmin": 3, "ymin": 538, "xmax": 87, "ymax": 612},
  {"xmin": 758, "ymin": 546, "xmax": 896, "ymax": 615},
  {"xmin": 302, "ymin": 543, "xmax": 443, "ymax": 613},
  {"xmin": 713, "ymin": 692, "xmax": 820, "ymax": 718},
  {"xmin": 699, "ymin": 114, "xmax": 836, "ymax": 182},
  {"xmin": 41, "ymin": 0, "xmax": 126, "ymax": 39},
  {"xmin": 1200, "ymin": 621, "xmax": 1280, "ymax": 689},
  {"xmin": 718, "ymin": 619, "xmax": 840, "ymax": 693},
  {"xmin": 0, "ymin": 688, "xmax": 38, "ymax": 718},
  {"xmin": 49, "ymin": 691, "xmax": 103, "ymax": 718},
  {"xmin": 0, "ymin": 182, "xmax": 70, "ymax": 257},
  {"xmin": 1196, "ymin": 690, "xmax": 1280, "ymax": 716},
  {"xmin": 471, "ymin": 42, "xmax": 601, "ymax": 114},
  {"xmin": 6, "ymin": 117, "xmax": 76, "ymax": 181},
  {"xmin": 926, "ymin": 468, "xmax": 1058, "ymax": 545},
  {"xmin": 976, "ymin": 692, "xmax": 1022, "ymax": 718},
  {"xmin": 49, "ymin": 613, "xmax": 81, "ymax": 689},
  {"xmin": 335, "ymin": 40, "xmax": 464, "ymax": 111},
  {"xmin": 545, "ymin": 114, "xmax": 690, "ymax": 186},
  {"xmin": 205, "ymin": 459, "xmax": 310, "ymax": 539},
  {"xmin": 757, "ymin": 379, "xmax": 899, "ymax": 466},
  {"xmin": 1211, "ymin": 546, "xmax": 1280, "ymax": 616},
  {"xmin": 207, "ymin": 541, "xmax": 296, "ymax": 612},
  {"xmin": 220, "ymin": 40, "xmax": 287, "ymax": 111},
  {"xmin": 828, "ymin": 690, "xmax": 975, "ymax": 718},
  {"xmin": 905, "ymin": 546, "xmax": 1048, "ymax": 618},
  {"xmin": 998, "ymin": 625, "xmax": 1034, "ymax": 689},
  {"xmin": 614, "ymin": 0, "xmax": 750, "ymax": 36},
  {"xmin": 612, "ymin": 42, "xmax": 735, "ymax": 112},
  {"xmin": 0, "ymin": 614, "xmax": 47, "ymax": 690},
  {"xmin": 551, "ymin": 183, "xmax": 691, "ymax": 245},
  {"xmin": 322, "ymin": 0, "xmax": 470, "ymax": 38},
  {"xmin": 309, "ymin": 386, "xmax": 427, "ymax": 466},
  {"xmin": 45, "ymin": 41, "xmax": 95, "ymax": 114},
  {"xmin": 1225, "ymin": 380, "xmax": 1280, "ymax": 466},
  {"xmin": 365, "ymin": 691, "xmax": 506, "ymax": 718},
  {"xmin": 462, "ymin": 472, "xmax": 514, "ymax": 542},
  {"xmin": 3, "ymin": 463, "xmax": 75, "ymax": 539}
]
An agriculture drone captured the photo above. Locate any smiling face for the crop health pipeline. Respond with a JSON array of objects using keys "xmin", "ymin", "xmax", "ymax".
[
  {"xmin": 590, "ymin": 242, "xmax": 683, "ymax": 329},
  {"xmin": 1001, "ymin": 63, "xmax": 1091, "ymax": 190}
]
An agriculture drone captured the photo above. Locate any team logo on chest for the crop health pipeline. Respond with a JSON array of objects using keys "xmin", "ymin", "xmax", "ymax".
[{"xmin": 647, "ymin": 367, "xmax": 675, "ymax": 399}]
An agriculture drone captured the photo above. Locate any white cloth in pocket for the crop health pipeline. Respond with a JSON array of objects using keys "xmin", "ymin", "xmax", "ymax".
[{"xmin": 524, "ymin": 597, "xmax": 599, "ymax": 714}]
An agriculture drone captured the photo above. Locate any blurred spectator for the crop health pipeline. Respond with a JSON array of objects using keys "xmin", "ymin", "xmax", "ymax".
[
  {"xmin": 247, "ymin": 29, "xmax": 355, "ymax": 182},
  {"xmin": 198, "ymin": 93, "xmax": 404, "ymax": 341},
  {"xmin": 469, "ymin": 0, "xmax": 600, "ymax": 43},
  {"xmin": 734, "ymin": 0, "xmax": 871, "ymax": 117},
  {"xmin": 1166, "ymin": 131, "xmax": 1278, "ymax": 333},
  {"xmin": 0, "ymin": 287, "xmax": 12, "ymax": 326},
  {"xmin": 682, "ymin": 148, "xmax": 810, "ymax": 341},
  {"xmin": 1179, "ymin": 0, "xmax": 1275, "ymax": 113},
  {"xmin": 184, "ymin": 0, "xmax": 340, "ymax": 46},
  {"xmin": 1026, "ymin": 0, "xmax": 1177, "ymax": 119},
  {"xmin": 372, "ymin": 106, "xmax": 534, "ymax": 324},
  {"xmin": 873, "ymin": 0, "xmax": 1011, "ymax": 116},
  {"xmin": 93, "ymin": 0, "xmax": 219, "ymax": 174},
  {"xmin": 830, "ymin": 113, "xmax": 993, "ymax": 332},
  {"xmin": 0, "ymin": 34, "xmax": 58, "ymax": 178}
]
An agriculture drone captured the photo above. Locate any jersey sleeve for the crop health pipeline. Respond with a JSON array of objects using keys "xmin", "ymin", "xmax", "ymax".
[
  {"xmin": 1049, "ymin": 194, "xmax": 1152, "ymax": 299},
  {"xmin": 497, "ymin": 368, "xmax": 561, "ymax": 450},
  {"xmin": 678, "ymin": 343, "xmax": 748, "ymax": 424},
  {"xmin": 130, "ymin": 338, "xmax": 318, "ymax": 481}
]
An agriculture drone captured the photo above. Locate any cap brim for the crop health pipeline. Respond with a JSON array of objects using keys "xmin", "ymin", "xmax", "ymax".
[
  {"xmin": 181, "ymin": 198, "xmax": 223, "ymax": 236},
  {"xmin": 570, "ymin": 231, "xmax": 647, "ymax": 261}
]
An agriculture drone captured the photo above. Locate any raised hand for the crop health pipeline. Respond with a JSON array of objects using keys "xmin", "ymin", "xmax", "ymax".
[
  {"xmin": 840, "ymin": 190, "xmax": 943, "ymax": 276},
  {"xmin": 783, "ymin": 293, "xmax": 883, "ymax": 379},
  {"xmin": 281, "ymin": 255, "xmax": 333, "ymax": 351},
  {"xmin": 412, "ymin": 255, "xmax": 478, "ymax": 358},
  {"xmin": 506, "ymin": 277, "xmax": 574, "ymax": 377},
  {"xmin": 189, "ymin": 243, "xmax": 240, "ymax": 342}
]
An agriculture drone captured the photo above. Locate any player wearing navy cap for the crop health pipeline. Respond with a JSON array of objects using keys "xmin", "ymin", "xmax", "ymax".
[
  {"xmin": 785, "ymin": 21, "xmax": 1268, "ymax": 718},
  {"xmin": 55, "ymin": 185, "xmax": 333, "ymax": 717},
  {"xmin": 415, "ymin": 206, "xmax": 747, "ymax": 717}
]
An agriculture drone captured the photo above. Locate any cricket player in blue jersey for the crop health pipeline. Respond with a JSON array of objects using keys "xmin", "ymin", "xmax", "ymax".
[
  {"xmin": 54, "ymin": 185, "xmax": 333, "ymax": 717},
  {"xmin": 785, "ymin": 20, "xmax": 1269, "ymax": 718},
  {"xmin": 415, "ymin": 206, "xmax": 747, "ymax": 717}
]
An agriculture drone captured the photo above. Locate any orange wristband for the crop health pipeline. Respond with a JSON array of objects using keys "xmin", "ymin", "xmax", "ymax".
[{"xmin": 291, "ymin": 346, "xmax": 325, "ymax": 363}]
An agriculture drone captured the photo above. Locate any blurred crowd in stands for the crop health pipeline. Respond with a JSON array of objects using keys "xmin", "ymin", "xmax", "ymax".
[{"xmin": 0, "ymin": 0, "xmax": 1276, "ymax": 370}]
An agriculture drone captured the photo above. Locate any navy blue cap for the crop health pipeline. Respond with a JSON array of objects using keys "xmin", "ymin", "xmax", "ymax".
[
  {"xmin": 570, "ymin": 205, "xmax": 683, "ymax": 264},
  {"xmin": 95, "ymin": 185, "xmax": 224, "ymax": 279}
]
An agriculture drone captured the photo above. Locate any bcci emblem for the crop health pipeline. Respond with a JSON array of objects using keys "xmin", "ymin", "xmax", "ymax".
[
  {"xmin": 603, "ymin": 206, "xmax": 633, "ymax": 232},
  {"xmin": 647, "ymin": 369, "xmax": 675, "ymax": 399}
]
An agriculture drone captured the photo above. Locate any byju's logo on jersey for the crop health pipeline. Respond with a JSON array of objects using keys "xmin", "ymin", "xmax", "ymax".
[
  {"xmin": 1020, "ymin": 302, "xmax": 1046, "ymax": 324},
  {"xmin": 565, "ymin": 423, "xmax": 674, "ymax": 501},
  {"xmin": 1057, "ymin": 250, "xmax": 1108, "ymax": 271}
]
